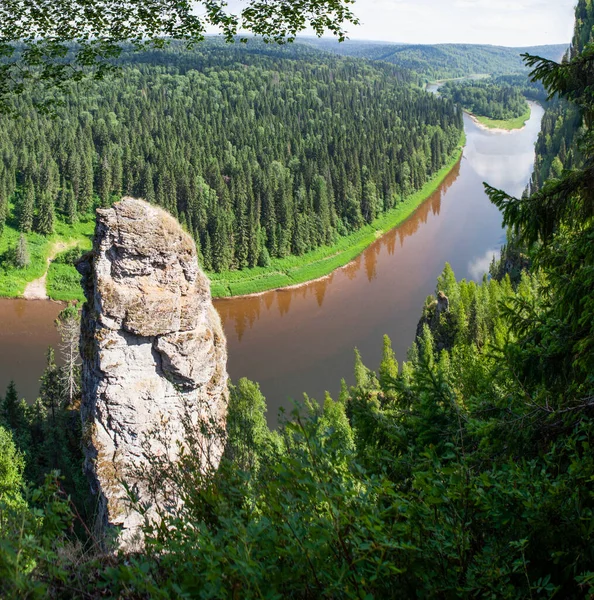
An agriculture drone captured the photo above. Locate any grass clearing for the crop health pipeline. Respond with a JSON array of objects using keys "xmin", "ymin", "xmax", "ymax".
[
  {"xmin": 0, "ymin": 210, "xmax": 94, "ymax": 299},
  {"xmin": 211, "ymin": 134, "xmax": 465, "ymax": 297},
  {"xmin": 46, "ymin": 262, "xmax": 87, "ymax": 302},
  {"xmin": 473, "ymin": 105, "xmax": 531, "ymax": 131}
]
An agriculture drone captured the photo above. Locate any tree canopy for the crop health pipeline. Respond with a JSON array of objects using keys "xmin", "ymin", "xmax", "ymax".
[
  {"xmin": 0, "ymin": 41, "xmax": 463, "ymax": 277},
  {"xmin": 0, "ymin": 0, "xmax": 358, "ymax": 112}
]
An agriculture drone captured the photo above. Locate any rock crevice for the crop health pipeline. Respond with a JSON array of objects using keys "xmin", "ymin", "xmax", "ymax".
[{"xmin": 77, "ymin": 197, "xmax": 228, "ymax": 547}]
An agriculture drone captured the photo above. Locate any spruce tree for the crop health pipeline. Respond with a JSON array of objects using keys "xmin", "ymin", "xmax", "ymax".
[
  {"xmin": 379, "ymin": 335, "xmax": 398, "ymax": 389},
  {"xmin": 15, "ymin": 234, "xmax": 29, "ymax": 269},
  {"xmin": 202, "ymin": 230, "xmax": 213, "ymax": 271},
  {"xmin": 141, "ymin": 164, "xmax": 156, "ymax": 204},
  {"xmin": 78, "ymin": 155, "xmax": 94, "ymax": 213},
  {"xmin": 39, "ymin": 347, "xmax": 63, "ymax": 469},
  {"xmin": 19, "ymin": 179, "xmax": 35, "ymax": 233},
  {"xmin": 1, "ymin": 381, "xmax": 20, "ymax": 431},
  {"xmin": 64, "ymin": 185, "xmax": 78, "ymax": 224},
  {"xmin": 344, "ymin": 182, "xmax": 363, "ymax": 231},
  {"xmin": 361, "ymin": 177, "xmax": 379, "ymax": 224},
  {"xmin": 35, "ymin": 192, "xmax": 55, "ymax": 235},
  {"xmin": 98, "ymin": 155, "xmax": 112, "ymax": 208}
]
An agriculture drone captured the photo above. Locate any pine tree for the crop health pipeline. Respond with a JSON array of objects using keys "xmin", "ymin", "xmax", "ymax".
[
  {"xmin": 64, "ymin": 185, "xmax": 78, "ymax": 224},
  {"xmin": 19, "ymin": 179, "xmax": 35, "ymax": 233},
  {"xmin": 35, "ymin": 192, "xmax": 55, "ymax": 235},
  {"xmin": 15, "ymin": 234, "xmax": 30, "ymax": 269}
]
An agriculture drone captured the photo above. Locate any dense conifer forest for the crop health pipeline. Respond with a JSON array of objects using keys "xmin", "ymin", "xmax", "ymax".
[
  {"xmin": 440, "ymin": 78, "xmax": 530, "ymax": 121},
  {"xmin": 0, "ymin": 41, "xmax": 462, "ymax": 279},
  {"xmin": 438, "ymin": 74, "xmax": 550, "ymax": 131},
  {"xmin": 1, "ymin": 0, "xmax": 594, "ymax": 596},
  {"xmin": 491, "ymin": 74, "xmax": 549, "ymax": 103}
]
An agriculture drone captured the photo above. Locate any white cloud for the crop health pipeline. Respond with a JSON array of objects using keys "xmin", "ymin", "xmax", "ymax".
[
  {"xmin": 344, "ymin": 0, "xmax": 575, "ymax": 46},
  {"xmin": 468, "ymin": 248, "xmax": 499, "ymax": 280}
]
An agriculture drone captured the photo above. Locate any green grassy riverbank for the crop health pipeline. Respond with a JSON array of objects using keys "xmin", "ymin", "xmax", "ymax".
[
  {"xmin": 0, "ymin": 132, "xmax": 465, "ymax": 302},
  {"xmin": 471, "ymin": 104, "xmax": 531, "ymax": 131},
  {"xmin": 211, "ymin": 133, "xmax": 465, "ymax": 297}
]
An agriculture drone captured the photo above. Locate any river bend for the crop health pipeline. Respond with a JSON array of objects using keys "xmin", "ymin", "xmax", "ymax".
[{"xmin": 0, "ymin": 104, "xmax": 544, "ymax": 424}]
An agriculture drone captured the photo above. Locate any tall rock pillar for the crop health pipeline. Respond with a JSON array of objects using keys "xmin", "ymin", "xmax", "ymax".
[{"xmin": 77, "ymin": 197, "xmax": 228, "ymax": 547}]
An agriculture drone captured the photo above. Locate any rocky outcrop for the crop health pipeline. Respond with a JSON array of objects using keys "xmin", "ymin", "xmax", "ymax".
[
  {"xmin": 415, "ymin": 290, "xmax": 455, "ymax": 352},
  {"xmin": 77, "ymin": 198, "xmax": 228, "ymax": 548},
  {"xmin": 436, "ymin": 291, "xmax": 449, "ymax": 316}
]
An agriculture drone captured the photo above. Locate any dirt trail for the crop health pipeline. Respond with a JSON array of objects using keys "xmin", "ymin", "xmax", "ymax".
[{"xmin": 22, "ymin": 240, "xmax": 78, "ymax": 300}]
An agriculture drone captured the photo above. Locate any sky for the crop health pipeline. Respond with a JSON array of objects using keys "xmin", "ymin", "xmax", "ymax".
[
  {"xmin": 332, "ymin": 0, "xmax": 576, "ymax": 46},
  {"xmin": 205, "ymin": 0, "xmax": 576, "ymax": 48}
]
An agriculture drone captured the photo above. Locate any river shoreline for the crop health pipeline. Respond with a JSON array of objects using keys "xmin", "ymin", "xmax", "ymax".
[
  {"xmin": 0, "ymin": 105, "xmax": 545, "ymax": 417},
  {"xmin": 469, "ymin": 100, "xmax": 538, "ymax": 134},
  {"xmin": 215, "ymin": 151, "xmax": 463, "ymax": 301},
  {"xmin": 4, "ymin": 134, "xmax": 466, "ymax": 304},
  {"xmin": 211, "ymin": 132, "xmax": 466, "ymax": 299},
  {"xmin": 465, "ymin": 107, "xmax": 531, "ymax": 134}
]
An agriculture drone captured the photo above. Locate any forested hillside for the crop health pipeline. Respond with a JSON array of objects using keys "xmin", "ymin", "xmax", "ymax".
[
  {"xmin": 305, "ymin": 39, "xmax": 568, "ymax": 80},
  {"xmin": 440, "ymin": 79, "xmax": 529, "ymax": 121},
  {"xmin": 528, "ymin": 0, "xmax": 594, "ymax": 189},
  {"xmin": 0, "ymin": 41, "xmax": 462, "ymax": 290}
]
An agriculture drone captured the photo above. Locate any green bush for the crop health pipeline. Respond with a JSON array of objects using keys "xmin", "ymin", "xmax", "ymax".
[{"xmin": 46, "ymin": 263, "xmax": 85, "ymax": 302}]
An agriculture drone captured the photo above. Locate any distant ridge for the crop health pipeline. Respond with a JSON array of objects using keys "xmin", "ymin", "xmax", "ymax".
[{"xmin": 300, "ymin": 38, "xmax": 569, "ymax": 79}]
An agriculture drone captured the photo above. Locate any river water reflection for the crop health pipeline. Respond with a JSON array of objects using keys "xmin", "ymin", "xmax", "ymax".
[
  {"xmin": 217, "ymin": 104, "xmax": 544, "ymax": 423},
  {"xmin": 0, "ymin": 299, "xmax": 63, "ymax": 402},
  {"xmin": 0, "ymin": 105, "xmax": 544, "ymax": 424}
]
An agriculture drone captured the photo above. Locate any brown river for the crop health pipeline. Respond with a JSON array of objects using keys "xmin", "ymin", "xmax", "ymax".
[{"xmin": 0, "ymin": 103, "xmax": 544, "ymax": 425}]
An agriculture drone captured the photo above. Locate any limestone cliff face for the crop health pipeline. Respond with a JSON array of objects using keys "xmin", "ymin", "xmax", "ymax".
[{"xmin": 77, "ymin": 197, "xmax": 228, "ymax": 547}]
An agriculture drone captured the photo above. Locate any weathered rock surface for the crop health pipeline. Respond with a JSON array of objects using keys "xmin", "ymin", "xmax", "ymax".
[
  {"xmin": 77, "ymin": 197, "xmax": 228, "ymax": 547},
  {"xmin": 436, "ymin": 291, "xmax": 450, "ymax": 316}
]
